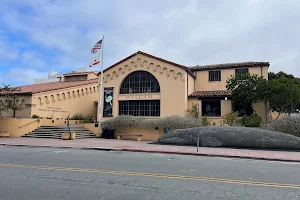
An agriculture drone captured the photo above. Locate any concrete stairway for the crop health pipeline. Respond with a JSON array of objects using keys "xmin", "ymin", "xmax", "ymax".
[{"xmin": 22, "ymin": 125, "xmax": 96, "ymax": 139}]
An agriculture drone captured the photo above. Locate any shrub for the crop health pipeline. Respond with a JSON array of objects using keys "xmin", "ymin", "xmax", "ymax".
[
  {"xmin": 222, "ymin": 112, "xmax": 239, "ymax": 126},
  {"xmin": 263, "ymin": 115, "xmax": 300, "ymax": 137},
  {"xmin": 156, "ymin": 126, "xmax": 300, "ymax": 150},
  {"xmin": 148, "ymin": 116, "xmax": 202, "ymax": 129},
  {"xmin": 185, "ymin": 103, "xmax": 199, "ymax": 118},
  {"xmin": 100, "ymin": 115, "xmax": 202, "ymax": 129},
  {"xmin": 201, "ymin": 117, "xmax": 211, "ymax": 126},
  {"xmin": 32, "ymin": 114, "xmax": 40, "ymax": 118},
  {"xmin": 69, "ymin": 113, "xmax": 92, "ymax": 123},
  {"xmin": 240, "ymin": 112, "xmax": 262, "ymax": 127}
]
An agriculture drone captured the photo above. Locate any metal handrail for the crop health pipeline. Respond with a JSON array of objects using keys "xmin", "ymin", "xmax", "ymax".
[{"xmin": 18, "ymin": 119, "xmax": 39, "ymax": 129}]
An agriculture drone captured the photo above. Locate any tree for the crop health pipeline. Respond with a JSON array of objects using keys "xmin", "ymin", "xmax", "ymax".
[
  {"xmin": 0, "ymin": 83, "xmax": 24, "ymax": 118},
  {"xmin": 268, "ymin": 78, "xmax": 300, "ymax": 114},
  {"xmin": 226, "ymin": 73, "xmax": 269, "ymax": 112},
  {"xmin": 226, "ymin": 73, "xmax": 300, "ymax": 122},
  {"xmin": 268, "ymin": 72, "xmax": 300, "ymax": 112}
]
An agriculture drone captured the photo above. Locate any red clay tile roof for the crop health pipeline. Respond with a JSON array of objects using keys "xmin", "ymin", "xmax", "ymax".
[
  {"xmin": 97, "ymin": 51, "xmax": 196, "ymax": 78},
  {"xmin": 189, "ymin": 62, "xmax": 270, "ymax": 71},
  {"xmin": 189, "ymin": 90, "xmax": 232, "ymax": 97},
  {"xmin": 13, "ymin": 79, "xmax": 98, "ymax": 94}
]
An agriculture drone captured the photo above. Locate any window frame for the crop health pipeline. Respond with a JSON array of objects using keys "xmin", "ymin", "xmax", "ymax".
[
  {"xmin": 119, "ymin": 100, "xmax": 160, "ymax": 117},
  {"xmin": 208, "ymin": 70, "xmax": 221, "ymax": 82},
  {"xmin": 201, "ymin": 99, "xmax": 221, "ymax": 117},
  {"xmin": 120, "ymin": 71, "xmax": 160, "ymax": 94},
  {"xmin": 235, "ymin": 68, "xmax": 249, "ymax": 76}
]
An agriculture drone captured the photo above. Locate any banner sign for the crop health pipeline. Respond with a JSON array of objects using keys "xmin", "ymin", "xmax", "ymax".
[{"xmin": 103, "ymin": 87, "xmax": 113, "ymax": 117}]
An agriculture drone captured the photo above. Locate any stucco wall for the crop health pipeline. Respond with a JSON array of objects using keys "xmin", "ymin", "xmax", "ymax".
[
  {"xmin": 115, "ymin": 126, "xmax": 165, "ymax": 141},
  {"xmin": 253, "ymin": 102, "xmax": 267, "ymax": 122},
  {"xmin": 0, "ymin": 118, "xmax": 80, "ymax": 137},
  {"xmin": 30, "ymin": 83, "xmax": 99, "ymax": 119},
  {"xmin": 194, "ymin": 66, "xmax": 269, "ymax": 91},
  {"xmin": 221, "ymin": 100, "xmax": 232, "ymax": 116},
  {"xmin": 100, "ymin": 54, "xmax": 194, "ymax": 120},
  {"xmin": 0, "ymin": 95, "xmax": 32, "ymax": 118},
  {"xmin": 87, "ymin": 73, "xmax": 98, "ymax": 80},
  {"xmin": 79, "ymin": 123, "xmax": 101, "ymax": 136}
]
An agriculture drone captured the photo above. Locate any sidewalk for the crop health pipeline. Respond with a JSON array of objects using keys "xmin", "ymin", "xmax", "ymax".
[{"xmin": 1, "ymin": 138, "xmax": 300, "ymax": 162}]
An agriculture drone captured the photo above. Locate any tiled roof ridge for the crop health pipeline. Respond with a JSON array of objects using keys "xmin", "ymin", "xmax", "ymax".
[
  {"xmin": 189, "ymin": 90, "xmax": 232, "ymax": 97},
  {"xmin": 189, "ymin": 61, "xmax": 270, "ymax": 71},
  {"xmin": 97, "ymin": 51, "xmax": 196, "ymax": 78},
  {"xmin": 16, "ymin": 79, "xmax": 98, "ymax": 94}
]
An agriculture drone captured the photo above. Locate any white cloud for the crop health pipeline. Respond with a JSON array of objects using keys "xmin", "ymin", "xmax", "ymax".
[
  {"xmin": 20, "ymin": 51, "xmax": 46, "ymax": 68},
  {"xmin": 0, "ymin": 0, "xmax": 300, "ymax": 86},
  {"xmin": 0, "ymin": 68, "xmax": 48, "ymax": 86}
]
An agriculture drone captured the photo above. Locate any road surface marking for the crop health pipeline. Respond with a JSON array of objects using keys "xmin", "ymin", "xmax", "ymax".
[{"xmin": 0, "ymin": 163, "xmax": 299, "ymax": 189}]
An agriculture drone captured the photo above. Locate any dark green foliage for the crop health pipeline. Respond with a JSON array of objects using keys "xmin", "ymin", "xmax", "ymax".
[
  {"xmin": 222, "ymin": 112, "xmax": 239, "ymax": 126},
  {"xmin": 226, "ymin": 74, "xmax": 269, "ymax": 109},
  {"xmin": 201, "ymin": 117, "xmax": 211, "ymax": 126},
  {"xmin": 32, "ymin": 114, "xmax": 40, "ymax": 118},
  {"xmin": 240, "ymin": 112, "xmax": 263, "ymax": 127},
  {"xmin": 0, "ymin": 83, "xmax": 24, "ymax": 118},
  {"xmin": 227, "ymin": 72, "xmax": 300, "ymax": 120},
  {"xmin": 268, "ymin": 78, "xmax": 300, "ymax": 114},
  {"xmin": 185, "ymin": 103, "xmax": 199, "ymax": 118},
  {"xmin": 69, "ymin": 113, "xmax": 92, "ymax": 123}
]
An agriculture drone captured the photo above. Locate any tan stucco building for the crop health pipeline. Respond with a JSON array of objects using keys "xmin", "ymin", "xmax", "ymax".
[
  {"xmin": 98, "ymin": 51, "xmax": 269, "ymax": 125},
  {"xmin": 0, "ymin": 72, "xmax": 99, "ymax": 119},
  {"xmin": 1, "ymin": 50, "xmax": 269, "ymax": 125}
]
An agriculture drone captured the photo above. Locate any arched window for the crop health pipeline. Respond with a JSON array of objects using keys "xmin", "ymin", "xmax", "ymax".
[{"xmin": 120, "ymin": 71, "xmax": 160, "ymax": 94}]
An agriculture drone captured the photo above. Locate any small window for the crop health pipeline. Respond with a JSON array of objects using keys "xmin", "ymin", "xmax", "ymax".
[
  {"xmin": 202, "ymin": 100, "xmax": 221, "ymax": 117},
  {"xmin": 209, "ymin": 71, "xmax": 221, "ymax": 82},
  {"xmin": 235, "ymin": 68, "xmax": 249, "ymax": 75}
]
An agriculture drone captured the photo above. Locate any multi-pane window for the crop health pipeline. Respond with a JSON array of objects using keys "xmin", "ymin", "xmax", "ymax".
[
  {"xmin": 209, "ymin": 70, "xmax": 221, "ymax": 82},
  {"xmin": 120, "ymin": 71, "xmax": 160, "ymax": 94},
  {"xmin": 202, "ymin": 100, "xmax": 221, "ymax": 117},
  {"xmin": 119, "ymin": 100, "xmax": 160, "ymax": 116},
  {"xmin": 235, "ymin": 68, "xmax": 249, "ymax": 75}
]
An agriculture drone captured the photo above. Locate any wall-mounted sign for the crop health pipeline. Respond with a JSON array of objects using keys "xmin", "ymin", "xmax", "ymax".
[
  {"xmin": 125, "ymin": 94, "xmax": 153, "ymax": 100},
  {"xmin": 103, "ymin": 87, "xmax": 113, "ymax": 117},
  {"xmin": 38, "ymin": 106, "xmax": 67, "ymax": 113}
]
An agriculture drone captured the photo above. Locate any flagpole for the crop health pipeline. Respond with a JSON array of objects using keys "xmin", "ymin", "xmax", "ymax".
[{"xmin": 98, "ymin": 36, "xmax": 104, "ymax": 125}]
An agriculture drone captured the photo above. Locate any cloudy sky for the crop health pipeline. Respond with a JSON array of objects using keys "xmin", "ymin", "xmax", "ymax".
[{"xmin": 0, "ymin": 0, "xmax": 299, "ymax": 86}]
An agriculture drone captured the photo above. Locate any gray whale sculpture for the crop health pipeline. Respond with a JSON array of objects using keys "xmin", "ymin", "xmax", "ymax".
[{"xmin": 156, "ymin": 126, "xmax": 300, "ymax": 150}]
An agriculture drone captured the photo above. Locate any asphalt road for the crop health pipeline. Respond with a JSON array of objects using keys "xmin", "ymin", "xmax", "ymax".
[{"xmin": 0, "ymin": 146, "xmax": 300, "ymax": 200}]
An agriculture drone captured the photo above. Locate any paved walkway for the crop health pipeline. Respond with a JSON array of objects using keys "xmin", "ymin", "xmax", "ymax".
[{"xmin": 1, "ymin": 138, "xmax": 300, "ymax": 162}]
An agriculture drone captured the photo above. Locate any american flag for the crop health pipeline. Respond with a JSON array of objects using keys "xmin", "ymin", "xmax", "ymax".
[{"xmin": 91, "ymin": 39, "xmax": 102, "ymax": 53}]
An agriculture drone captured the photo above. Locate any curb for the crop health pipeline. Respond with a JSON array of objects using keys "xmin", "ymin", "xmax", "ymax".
[
  {"xmin": 1, "ymin": 144, "xmax": 299, "ymax": 163},
  {"xmin": 121, "ymin": 149, "xmax": 300, "ymax": 163},
  {"xmin": 0, "ymin": 144, "xmax": 122, "ymax": 151}
]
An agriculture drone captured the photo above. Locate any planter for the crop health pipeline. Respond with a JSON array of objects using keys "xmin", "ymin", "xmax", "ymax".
[
  {"xmin": 0, "ymin": 132, "xmax": 10, "ymax": 137},
  {"xmin": 96, "ymin": 133, "xmax": 102, "ymax": 138},
  {"xmin": 61, "ymin": 133, "xmax": 70, "ymax": 140},
  {"xmin": 70, "ymin": 132, "xmax": 76, "ymax": 140}
]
